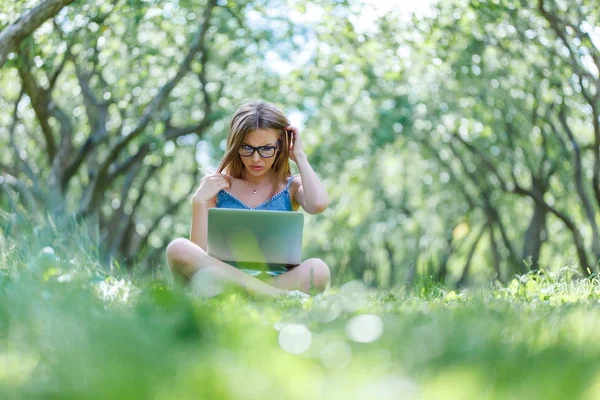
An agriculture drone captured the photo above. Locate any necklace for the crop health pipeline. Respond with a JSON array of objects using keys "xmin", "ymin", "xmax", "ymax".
[{"xmin": 243, "ymin": 174, "xmax": 273, "ymax": 194}]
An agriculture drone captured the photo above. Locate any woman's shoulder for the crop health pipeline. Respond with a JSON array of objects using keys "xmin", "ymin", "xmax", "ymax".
[
  {"xmin": 224, "ymin": 175, "xmax": 246, "ymax": 186},
  {"xmin": 287, "ymin": 174, "xmax": 302, "ymax": 211},
  {"xmin": 287, "ymin": 174, "xmax": 302, "ymax": 193},
  {"xmin": 288, "ymin": 173, "xmax": 301, "ymax": 184}
]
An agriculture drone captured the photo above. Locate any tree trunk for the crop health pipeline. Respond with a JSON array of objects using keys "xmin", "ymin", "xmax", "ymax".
[
  {"xmin": 521, "ymin": 199, "xmax": 547, "ymax": 271},
  {"xmin": 456, "ymin": 224, "xmax": 487, "ymax": 288},
  {"xmin": 435, "ymin": 227, "xmax": 455, "ymax": 283},
  {"xmin": 384, "ymin": 240, "xmax": 396, "ymax": 288}
]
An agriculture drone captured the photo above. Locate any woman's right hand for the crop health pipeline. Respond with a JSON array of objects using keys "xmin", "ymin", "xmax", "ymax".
[{"xmin": 192, "ymin": 173, "xmax": 231, "ymax": 204}]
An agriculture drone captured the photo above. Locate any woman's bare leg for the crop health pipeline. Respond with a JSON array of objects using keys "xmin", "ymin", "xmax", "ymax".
[
  {"xmin": 266, "ymin": 258, "xmax": 331, "ymax": 294},
  {"xmin": 166, "ymin": 238, "xmax": 286, "ymax": 298}
]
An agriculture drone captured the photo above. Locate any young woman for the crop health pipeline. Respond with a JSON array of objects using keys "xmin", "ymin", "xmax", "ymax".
[{"xmin": 166, "ymin": 100, "xmax": 330, "ymax": 298}]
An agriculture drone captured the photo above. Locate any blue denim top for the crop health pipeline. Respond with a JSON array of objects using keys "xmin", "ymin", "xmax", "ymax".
[
  {"xmin": 215, "ymin": 174, "xmax": 300, "ymax": 277},
  {"xmin": 216, "ymin": 174, "xmax": 299, "ymax": 211}
]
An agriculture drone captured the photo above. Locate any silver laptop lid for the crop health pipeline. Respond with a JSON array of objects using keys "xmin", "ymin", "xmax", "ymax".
[{"xmin": 207, "ymin": 208, "xmax": 304, "ymax": 265}]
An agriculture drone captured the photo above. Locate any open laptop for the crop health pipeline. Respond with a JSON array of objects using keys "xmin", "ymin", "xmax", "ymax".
[{"xmin": 207, "ymin": 208, "xmax": 304, "ymax": 274}]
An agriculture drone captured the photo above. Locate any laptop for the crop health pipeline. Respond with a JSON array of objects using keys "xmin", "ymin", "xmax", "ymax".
[{"xmin": 207, "ymin": 208, "xmax": 304, "ymax": 273}]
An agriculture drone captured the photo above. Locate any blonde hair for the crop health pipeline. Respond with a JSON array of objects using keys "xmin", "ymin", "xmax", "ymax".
[{"xmin": 216, "ymin": 100, "xmax": 292, "ymax": 206}]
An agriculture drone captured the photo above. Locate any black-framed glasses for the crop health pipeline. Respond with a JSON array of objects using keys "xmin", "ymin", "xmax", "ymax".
[{"xmin": 239, "ymin": 140, "xmax": 280, "ymax": 158}]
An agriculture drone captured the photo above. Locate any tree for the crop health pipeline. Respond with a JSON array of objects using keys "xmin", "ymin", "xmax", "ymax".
[
  {"xmin": 0, "ymin": 0, "xmax": 77, "ymax": 68},
  {"xmin": 1, "ymin": 0, "xmax": 304, "ymax": 269},
  {"xmin": 399, "ymin": 0, "xmax": 600, "ymax": 279}
]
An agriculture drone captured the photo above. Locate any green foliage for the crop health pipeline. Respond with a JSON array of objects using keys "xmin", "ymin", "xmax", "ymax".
[
  {"xmin": 290, "ymin": 0, "xmax": 600, "ymax": 286},
  {"xmin": 2, "ymin": 0, "xmax": 600, "ymax": 287},
  {"xmin": 4, "ymin": 0, "xmax": 600, "ymax": 396},
  {"xmin": 3, "ymin": 229, "xmax": 600, "ymax": 399}
]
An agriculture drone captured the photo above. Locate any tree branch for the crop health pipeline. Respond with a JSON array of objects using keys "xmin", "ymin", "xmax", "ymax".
[
  {"xmin": 102, "ymin": 157, "xmax": 146, "ymax": 255},
  {"xmin": 107, "ymin": 163, "xmax": 163, "ymax": 259},
  {"xmin": 17, "ymin": 48, "xmax": 57, "ymax": 163},
  {"xmin": 0, "ymin": 0, "xmax": 76, "ymax": 68},
  {"xmin": 80, "ymin": 0, "xmax": 218, "ymax": 216},
  {"xmin": 489, "ymin": 225, "xmax": 502, "ymax": 281},
  {"xmin": 135, "ymin": 158, "xmax": 201, "ymax": 260},
  {"xmin": 557, "ymin": 105, "xmax": 600, "ymax": 257},
  {"xmin": 512, "ymin": 181, "xmax": 591, "ymax": 275},
  {"xmin": 8, "ymin": 90, "xmax": 40, "ymax": 188},
  {"xmin": 456, "ymin": 223, "xmax": 487, "ymax": 288},
  {"xmin": 418, "ymin": 139, "xmax": 478, "ymax": 209},
  {"xmin": 447, "ymin": 139, "xmax": 522, "ymax": 272},
  {"xmin": 537, "ymin": 0, "xmax": 600, "ymax": 84}
]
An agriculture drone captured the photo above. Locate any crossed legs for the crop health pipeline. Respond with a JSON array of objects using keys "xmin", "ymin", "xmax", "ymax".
[{"xmin": 165, "ymin": 238, "xmax": 330, "ymax": 298}]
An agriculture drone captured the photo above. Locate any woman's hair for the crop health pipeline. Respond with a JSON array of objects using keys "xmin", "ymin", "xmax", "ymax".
[{"xmin": 216, "ymin": 100, "xmax": 292, "ymax": 199}]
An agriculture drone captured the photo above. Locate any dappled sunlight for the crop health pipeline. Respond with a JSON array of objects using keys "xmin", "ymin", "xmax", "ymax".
[
  {"xmin": 0, "ymin": 351, "xmax": 39, "ymax": 386},
  {"xmin": 95, "ymin": 276, "xmax": 140, "ymax": 303}
]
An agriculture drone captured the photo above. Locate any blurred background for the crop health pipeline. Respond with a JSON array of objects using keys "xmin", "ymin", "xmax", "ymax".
[{"xmin": 1, "ymin": 0, "xmax": 599, "ymax": 288}]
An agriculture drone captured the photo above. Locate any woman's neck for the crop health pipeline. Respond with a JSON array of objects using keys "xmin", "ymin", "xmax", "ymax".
[{"xmin": 243, "ymin": 170, "xmax": 276, "ymax": 186}]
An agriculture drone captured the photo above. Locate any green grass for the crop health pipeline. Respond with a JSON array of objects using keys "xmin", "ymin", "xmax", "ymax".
[{"xmin": 2, "ymin": 230, "xmax": 600, "ymax": 399}]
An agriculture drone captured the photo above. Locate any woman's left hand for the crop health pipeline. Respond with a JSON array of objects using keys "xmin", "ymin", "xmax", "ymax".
[{"xmin": 286, "ymin": 125, "xmax": 305, "ymax": 163}]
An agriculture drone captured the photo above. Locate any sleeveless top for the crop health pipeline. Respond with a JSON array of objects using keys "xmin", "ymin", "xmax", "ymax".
[
  {"xmin": 215, "ymin": 174, "xmax": 300, "ymax": 276},
  {"xmin": 216, "ymin": 174, "xmax": 299, "ymax": 211}
]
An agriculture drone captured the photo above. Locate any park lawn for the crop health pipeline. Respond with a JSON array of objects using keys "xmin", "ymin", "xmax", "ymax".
[{"xmin": 1, "ymin": 240, "xmax": 600, "ymax": 399}]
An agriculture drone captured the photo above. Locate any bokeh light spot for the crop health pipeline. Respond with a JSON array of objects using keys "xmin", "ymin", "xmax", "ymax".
[
  {"xmin": 278, "ymin": 324, "xmax": 312, "ymax": 354},
  {"xmin": 346, "ymin": 314, "xmax": 384, "ymax": 343}
]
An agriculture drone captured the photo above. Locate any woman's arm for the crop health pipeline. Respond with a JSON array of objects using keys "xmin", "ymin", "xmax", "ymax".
[
  {"xmin": 190, "ymin": 197, "xmax": 216, "ymax": 251},
  {"xmin": 285, "ymin": 122, "xmax": 329, "ymax": 214},
  {"xmin": 190, "ymin": 173, "xmax": 229, "ymax": 251},
  {"xmin": 293, "ymin": 154, "xmax": 328, "ymax": 214}
]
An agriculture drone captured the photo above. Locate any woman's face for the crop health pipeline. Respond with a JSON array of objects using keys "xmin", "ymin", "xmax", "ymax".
[{"xmin": 239, "ymin": 128, "xmax": 281, "ymax": 177}]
